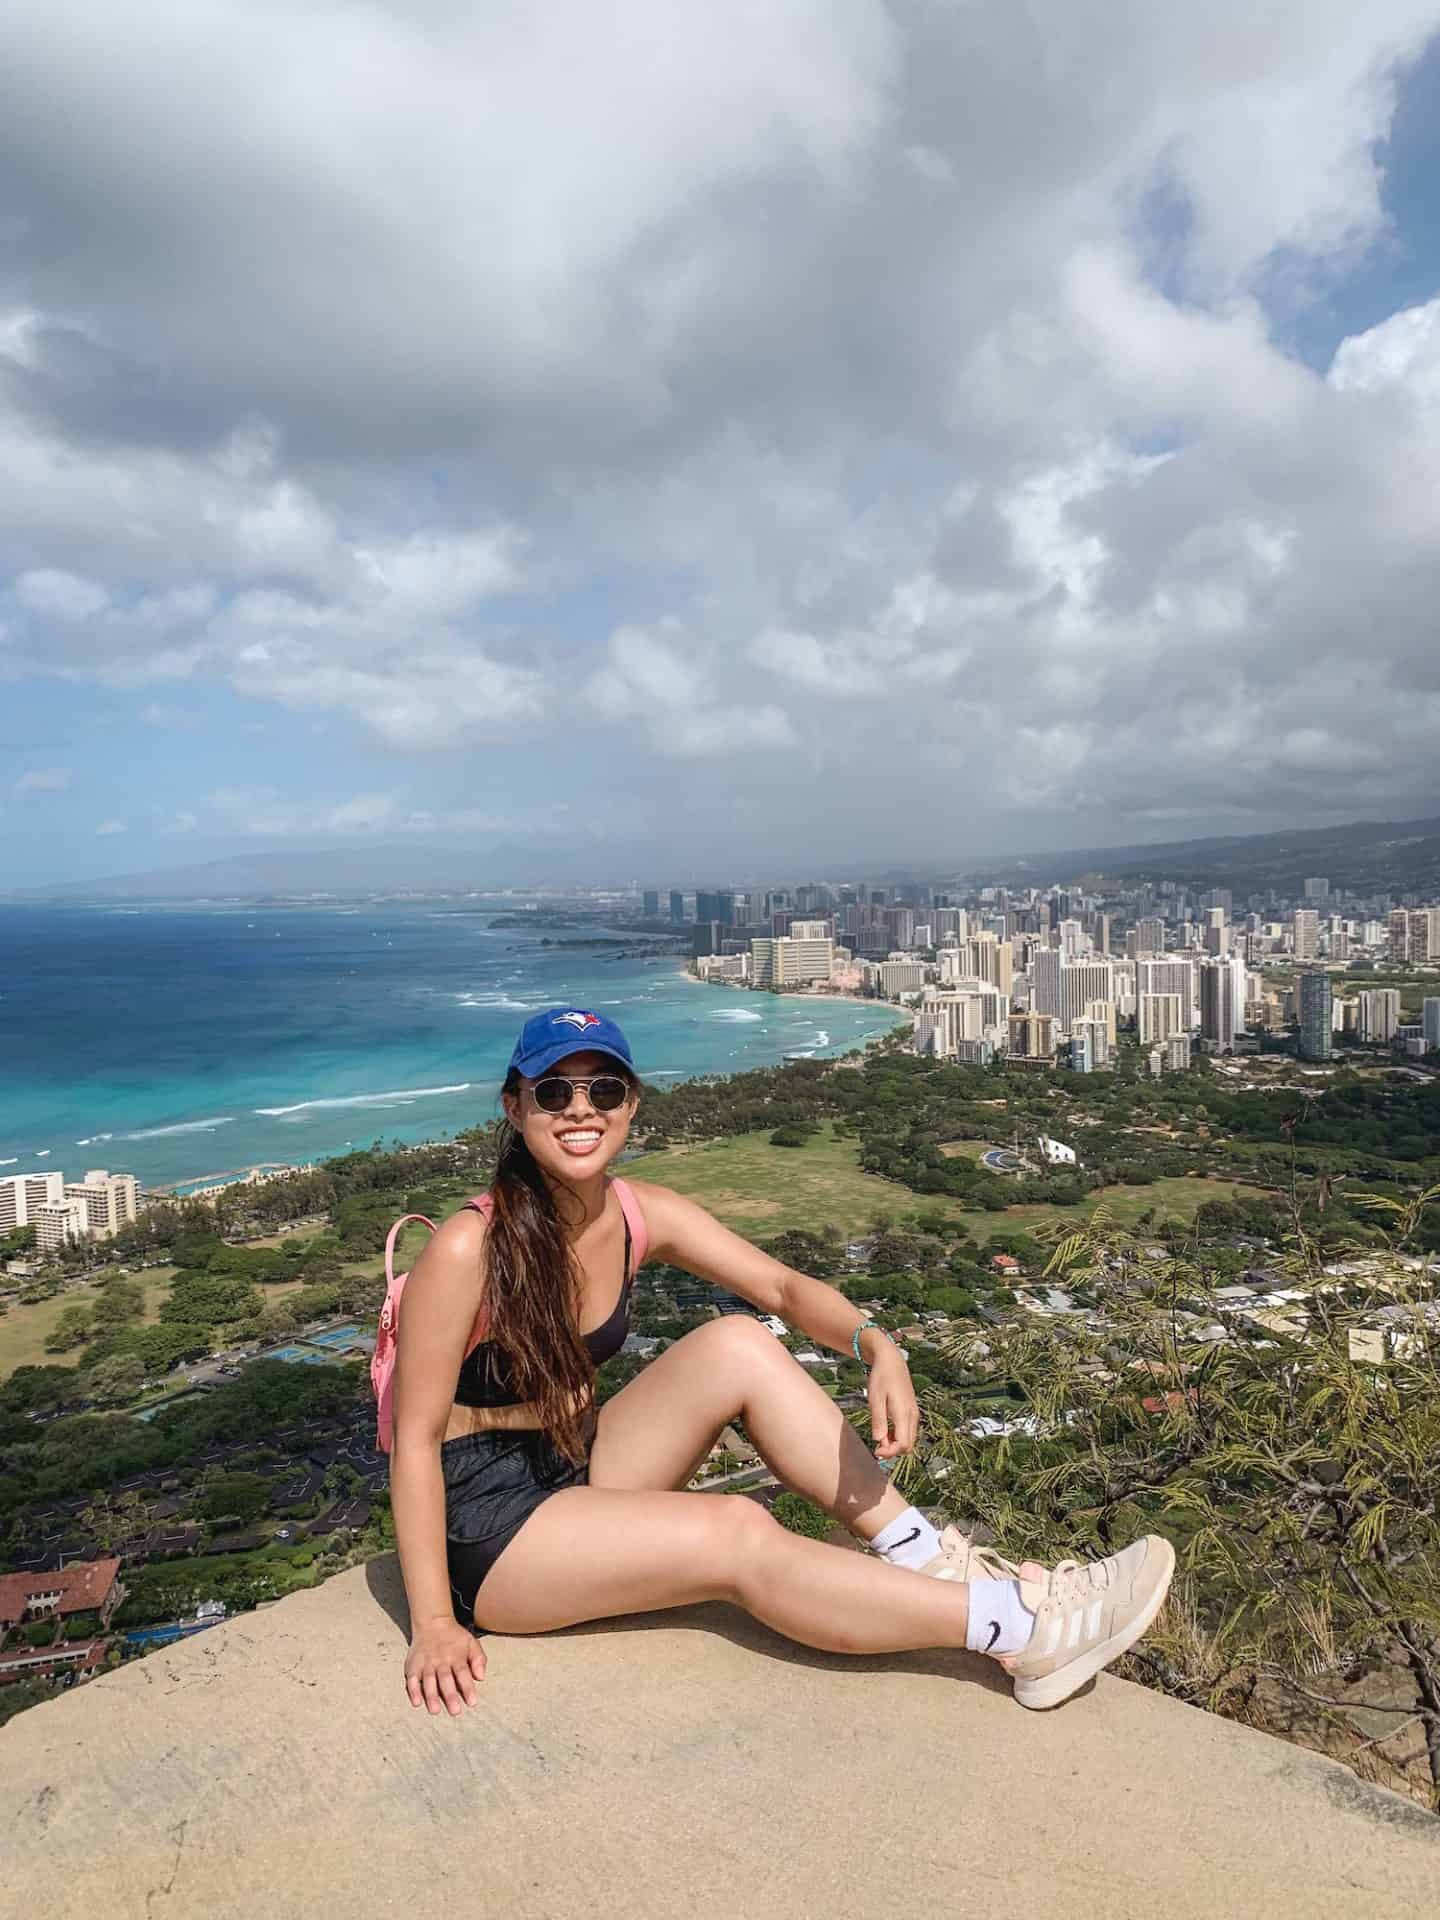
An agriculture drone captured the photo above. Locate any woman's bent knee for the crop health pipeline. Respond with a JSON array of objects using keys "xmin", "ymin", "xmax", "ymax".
[
  {"xmin": 707, "ymin": 1494, "xmax": 780, "ymax": 1604},
  {"xmin": 684, "ymin": 1313, "xmax": 788, "ymax": 1374}
]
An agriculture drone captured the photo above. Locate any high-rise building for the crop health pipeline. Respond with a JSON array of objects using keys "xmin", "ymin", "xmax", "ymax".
[
  {"xmin": 1070, "ymin": 1018, "xmax": 1110, "ymax": 1074},
  {"xmin": 966, "ymin": 932, "xmax": 1014, "ymax": 996},
  {"xmin": 883, "ymin": 907, "xmax": 916, "ymax": 951},
  {"xmin": 1165, "ymin": 1035, "xmax": 1192, "ymax": 1072},
  {"xmin": 1292, "ymin": 910, "xmax": 1320, "ymax": 961},
  {"xmin": 1303, "ymin": 877, "xmax": 1331, "ymax": 903},
  {"xmin": 696, "ymin": 890, "xmax": 734, "ymax": 926},
  {"xmin": 873, "ymin": 958, "xmax": 926, "ymax": 998},
  {"xmin": 915, "ymin": 987, "xmax": 1009, "ymax": 1056},
  {"xmin": 669, "ymin": 890, "xmax": 686, "ymax": 924},
  {"xmin": 1031, "ymin": 955, "xmax": 1115, "ymax": 1036},
  {"xmin": 1358, "ymin": 989, "xmax": 1402, "ymax": 1045},
  {"xmin": 642, "ymin": 890, "xmax": 660, "ymax": 919},
  {"xmin": 1408, "ymin": 908, "xmax": 1440, "ymax": 962},
  {"xmin": 0, "ymin": 1172, "xmax": 65, "ymax": 1233},
  {"xmin": 1297, "ymin": 970, "xmax": 1333, "ymax": 1061},
  {"xmin": 1135, "ymin": 957, "xmax": 1197, "ymax": 1027},
  {"xmin": 1199, "ymin": 957, "xmax": 1246, "ymax": 1051},
  {"xmin": 1138, "ymin": 993, "xmax": 1185, "ymax": 1046},
  {"xmin": 1007, "ymin": 1010, "xmax": 1056, "ymax": 1059},
  {"xmin": 61, "ymin": 1170, "xmax": 140, "ymax": 1240},
  {"xmin": 1135, "ymin": 918, "xmax": 1166, "ymax": 954},
  {"xmin": 1387, "ymin": 909, "xmax": 1411, "ymax": 963},
  {"xmin": 1084, "ymin": 998, "xmax": 1118, "ymax": 1047},
  {"xmin": 1423, "ymin": 998, "xmax": 1440, "ymax": 1051},
  {"xmin": 34, "ymin": 1200, "xmax": 90, "ymax": 1253},
  {"xmin": 750, "ymin": 935, "xmax": 835, "ymax": 990}
]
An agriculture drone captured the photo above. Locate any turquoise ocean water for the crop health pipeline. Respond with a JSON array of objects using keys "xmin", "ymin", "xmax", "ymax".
[{"xmin": 0, "ymin": 906, "xmax": 905, "ymax": 1191}]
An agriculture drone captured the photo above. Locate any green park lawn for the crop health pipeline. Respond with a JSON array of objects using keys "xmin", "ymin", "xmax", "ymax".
[
  {"xmin": 622, "ymin": 1122, "xmax": 1246, "ymax": 1243},
  {"xmin": 0, "ymin": 1144, "xmax": 1248, "ymax": 1380},
  {"xmin": 0, "ymin": 1268, "xmax": 180, "ymax": 1381}
]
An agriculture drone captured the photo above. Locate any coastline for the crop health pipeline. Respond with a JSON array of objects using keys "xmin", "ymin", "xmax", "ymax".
[
  {"xmin": 154, "ymin": 989, "xmax": 910, "ymax": 1199},
  {"xmin": 1, "ymin": 908, "xmax": 910, "ymax": 1200},
  {"xmin": 673, "ymin": 961, "xmax": 912, "ymax": 1026}
]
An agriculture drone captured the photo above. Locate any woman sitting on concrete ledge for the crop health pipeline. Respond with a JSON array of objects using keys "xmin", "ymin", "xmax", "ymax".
[{"xmin": 383, "ymin": 1008, "xmax": 1174, "ymax": 1717}]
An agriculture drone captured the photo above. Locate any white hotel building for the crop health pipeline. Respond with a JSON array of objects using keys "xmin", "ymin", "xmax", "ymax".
[{"xmin": 1, "ymin": 1169, "xmax": 140, "ymax": 1252}]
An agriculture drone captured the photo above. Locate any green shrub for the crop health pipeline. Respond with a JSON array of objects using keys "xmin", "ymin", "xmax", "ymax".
[{"xmin": 771, "ymin": 1493, "xmax": 834, "ymax": 1541}]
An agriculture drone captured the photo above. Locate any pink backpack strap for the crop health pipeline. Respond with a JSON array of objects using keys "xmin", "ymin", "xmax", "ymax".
[
  {"xmin": 610, "ymin": 1177, "xmax": 649, "ymax": 1269},
  {"xmin": 384, "ymin": 1213, "xmax": 437, "ymax": 1285},
  {"xmin": 461, "ymin": 1184, "xmax": 645, "ymax": 1267}
]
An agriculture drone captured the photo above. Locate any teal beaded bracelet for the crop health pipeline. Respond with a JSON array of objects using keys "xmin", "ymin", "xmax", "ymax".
[{"xmin": 851, "ymin": 1321, "xmax": 902, "ymax": 1367}]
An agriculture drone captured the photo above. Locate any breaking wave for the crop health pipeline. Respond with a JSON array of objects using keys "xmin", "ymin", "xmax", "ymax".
[{"xmin": 255, "ymin": 1083, "xmax": 473, "ymax": 1119}]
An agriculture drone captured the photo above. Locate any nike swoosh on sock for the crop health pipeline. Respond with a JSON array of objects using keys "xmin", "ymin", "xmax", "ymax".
[{"xmin": 883, "ymin": 1526, "xmax": 922, "ymax": 1554}]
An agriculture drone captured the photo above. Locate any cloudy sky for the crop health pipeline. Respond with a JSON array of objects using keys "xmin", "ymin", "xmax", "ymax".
[{"xmin": 3, "ymin": 2, "xmax": 1440, "ymax": 887}]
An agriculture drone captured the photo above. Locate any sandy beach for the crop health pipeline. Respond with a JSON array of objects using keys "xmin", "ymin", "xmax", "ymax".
[{"xmin": 675, "ymin": 963, "xmax": 911, "ymax": 1031}]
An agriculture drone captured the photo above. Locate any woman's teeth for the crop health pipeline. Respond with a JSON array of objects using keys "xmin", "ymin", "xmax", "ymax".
[{"xmin": 558, "ymin": 1129, "xmax": 602, "ymax": 1153}]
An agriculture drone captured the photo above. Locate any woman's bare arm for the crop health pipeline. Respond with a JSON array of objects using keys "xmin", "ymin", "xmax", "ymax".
[
  {"xmin": 630, "ymin": 1179, "xmax": 879, "ymax": 1359},
  {"xmin": 389, "ymin": 1207, "xmax": 489, "ymax": 1634},
  {"xmin": 630, "ymin": 1179, "xmax": 919, "ymax": 1456}
]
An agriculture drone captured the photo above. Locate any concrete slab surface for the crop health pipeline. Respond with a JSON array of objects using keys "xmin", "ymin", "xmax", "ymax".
[{"xmin": 5, "ymin": 1553, "xmax": 1437, "ymax": 1920}]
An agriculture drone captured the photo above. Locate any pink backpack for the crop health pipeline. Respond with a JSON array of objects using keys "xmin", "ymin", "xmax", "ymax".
[{"xmin": 370, "ymin": 1179, "xmax": 649, "ymax": 1452}]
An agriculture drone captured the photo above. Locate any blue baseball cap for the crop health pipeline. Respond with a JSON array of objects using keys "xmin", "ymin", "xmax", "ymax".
[{"xmin": 508, "ymin": 1006, "xmax": 636, "ymax": 1082}]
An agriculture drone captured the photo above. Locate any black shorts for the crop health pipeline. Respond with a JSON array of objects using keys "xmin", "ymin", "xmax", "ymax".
[{"xmin": 442, "ymin": 1426, "xmax": 590, "ymax": 1625}]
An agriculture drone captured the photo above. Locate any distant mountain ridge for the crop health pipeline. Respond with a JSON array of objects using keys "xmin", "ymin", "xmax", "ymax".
[
  {"xmin": 6, "ymin": 812, "xmax": 1439, "ymax": 901},
  {"xmin": 958, "ymin": 813, "xmax": 1440, "ymax": 896}
]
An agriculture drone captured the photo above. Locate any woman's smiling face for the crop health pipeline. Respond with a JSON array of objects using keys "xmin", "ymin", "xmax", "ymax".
[{"xmin": 502, "ymin": 1048, "xmax": 637, "ymax": 1181}]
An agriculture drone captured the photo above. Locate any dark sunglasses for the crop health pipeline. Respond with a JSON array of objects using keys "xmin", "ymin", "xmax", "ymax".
[{"xmin": 530, "ymin": 1073, "xmax": 631, "ymax": 1114}]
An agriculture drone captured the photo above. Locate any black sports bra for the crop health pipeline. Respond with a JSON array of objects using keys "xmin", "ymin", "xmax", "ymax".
[{"xmin": 452, "ymin": 1215, "xmax": 633, "ymax": 1408}]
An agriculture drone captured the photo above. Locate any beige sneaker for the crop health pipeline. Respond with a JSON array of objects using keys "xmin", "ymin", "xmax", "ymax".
[
  {"xmin": 1006, "ymin": 1534, "xmax": 1175, "ymax": 1710},
  {"xmin": 916, "ymin": 1524, "xmax": 1022, "ymax": 1583}
]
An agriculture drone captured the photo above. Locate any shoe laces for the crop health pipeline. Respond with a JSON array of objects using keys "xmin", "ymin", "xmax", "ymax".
[
  {"xmin": 941, "ymin": 1528, "xmax": 1016, "ymax": 1580},
  {"xmin": 966, "ymin": 1543, "xmax": 1018, "ymax": 1580},
  {"xmin": 1046, "ymin": 1556, "xmax": 1115, "ymax": 1608}
]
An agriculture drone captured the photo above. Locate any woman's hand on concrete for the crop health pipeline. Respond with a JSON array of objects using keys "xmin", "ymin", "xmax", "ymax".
[{"xmin": 405, "ymin": 1617, "xmax": 487, "ymax": 1714}]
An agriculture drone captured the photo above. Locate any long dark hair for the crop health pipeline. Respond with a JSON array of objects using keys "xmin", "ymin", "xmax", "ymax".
[{"xmin": 484, "ymin": 1063, "xmax": 635, "ymax": 1462}]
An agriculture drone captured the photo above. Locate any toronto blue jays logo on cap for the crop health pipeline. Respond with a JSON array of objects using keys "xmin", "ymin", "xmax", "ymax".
[{"xmin": 553, "ymin": 1009, "xmax": 602, "ymax": 1032}]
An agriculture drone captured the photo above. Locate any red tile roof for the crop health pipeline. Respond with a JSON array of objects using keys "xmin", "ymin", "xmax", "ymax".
[{"xmin": 0, "ymin": 1558, "xmax": 121, "ymax": 1624}]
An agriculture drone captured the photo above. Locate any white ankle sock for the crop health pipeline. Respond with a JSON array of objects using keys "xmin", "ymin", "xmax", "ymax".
[
  {"xmin": 869, "ymin": 1506, "xmax": 942, "ymax": 1571},
  {"xmin": 964, "ymin": 1578, "xmax": 1037, "ymax": 1656}
]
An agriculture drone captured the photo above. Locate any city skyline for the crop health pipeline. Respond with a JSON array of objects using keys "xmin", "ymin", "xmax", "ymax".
[{"xmin": 3, "ymin": 6, "xmax": 1440, "ymax": 886}]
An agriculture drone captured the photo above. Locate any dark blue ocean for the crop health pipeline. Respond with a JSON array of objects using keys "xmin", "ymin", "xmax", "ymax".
[{"xmin": 0, "ymin": 906, "xmax": 903, "ymax": 1191}]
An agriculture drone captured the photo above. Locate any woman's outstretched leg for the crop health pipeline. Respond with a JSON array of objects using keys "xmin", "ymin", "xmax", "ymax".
[
  {"xmin": 473, "ymin": 1483, "xmax": 979, "ymax": 1653},
  {"xmin": 472, "ymin": 1481, "xmax": 1175, "ymax": 1711}
]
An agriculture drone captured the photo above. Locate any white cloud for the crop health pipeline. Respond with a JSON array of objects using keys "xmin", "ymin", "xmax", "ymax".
[
  {"xmin": 3, "ymin": 2, "xmax": 1440, "ymax": 861},
  {"xmin": 1328, "ymin": 295, "xmax": 1440, "ymax": 402},
  {"xmin": 14, "ymin": 766, "xmax": 72, "ymax": 795},
  {"xmin": 15, "ymin": 570, "xmax": 109, "ymax": 619},
  {"xmin": 95, "ymin": 818, "xmax": 127, "ymax": 835},
  {"xmin": 588, "ymin": 621, "xmax": 798, "ymax": 758},
  {"xmin": 200, "ymin": 788, "xmax": 514, "ymax": 838}
]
